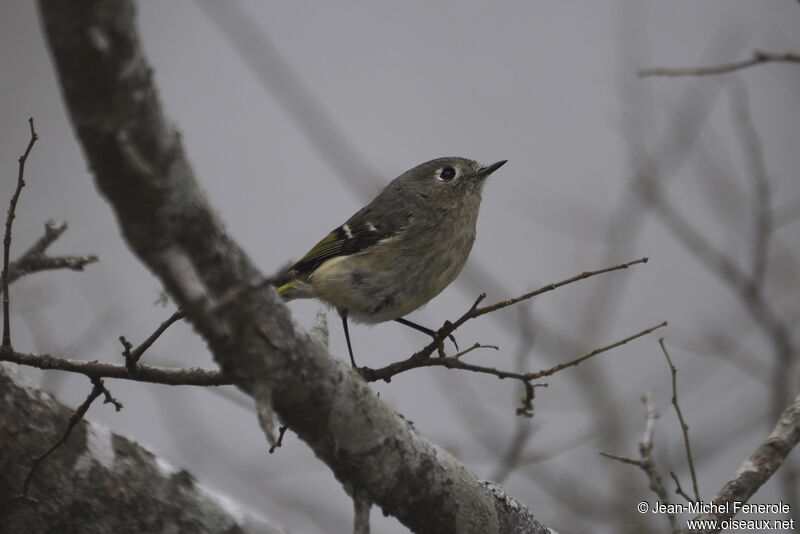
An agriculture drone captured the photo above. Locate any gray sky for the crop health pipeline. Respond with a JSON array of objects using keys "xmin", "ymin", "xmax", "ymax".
[{"xmin": 1, "ymin": 2, "xmax": 799, "ymax": 532}]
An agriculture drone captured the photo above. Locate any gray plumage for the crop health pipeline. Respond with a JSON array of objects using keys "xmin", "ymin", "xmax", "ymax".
[{"xmin": 278, "ymin": 157, "xmax": 506, "ymax": 323}]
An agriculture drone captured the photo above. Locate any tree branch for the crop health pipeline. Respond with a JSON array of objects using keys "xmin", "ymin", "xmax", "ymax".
[
  {"xmin": 20, "ymin": 376, "xmax": 119, "ymax": 500},
  {"xmin": 601, "ymin": 391, "xmax": 681, "ymax": 534},
  {"xmin": 3, "ymin": 117, "xmax": 38, "ymax": 349},
  {"xmin": 659, "ymin": 338, "xmax": 700, "ymax": 502},
  {"xmin": 38, "ymin": 2, "xmax": 549, "ymax": 531},
  {"xmin": 5, "ymin": 221, "xmax": 98, "ymax": 287},
  {"xmin": 121, "ymin": 309, "xmax": 184, "ymax": 373},
  {"xmin": 362, "ymin": 319, "xmax": 666, "ymax": 383},
  {"xmin": 0, "ymin": 347, "xmax": 229, "ymax": 386},
  {"xmin": 639, "ymin": 50, "xmax": 800, "ymax": 77},
  {"xmin": 686, "ymin": 392, "xmax": 800, "ymax": 533},
  {"xmin": 0, "ymin": 364, "xmax": 284, "ymax": 533},
  {"xmin": 357, "ymin": 258, "xmax": 649, "ymax": 376}
]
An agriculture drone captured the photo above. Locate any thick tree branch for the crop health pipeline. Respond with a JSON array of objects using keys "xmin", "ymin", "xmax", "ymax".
[
  {"xmin": 685, "ymin": 392, "xmax": 800, "ymax": 533},
  {"xmin": 0, "ymin": 364, "xmax": 284, "ymax": 533},
  {"xmin": 38, "ymin": 2, "xmax": 549, "ymax": 532}
]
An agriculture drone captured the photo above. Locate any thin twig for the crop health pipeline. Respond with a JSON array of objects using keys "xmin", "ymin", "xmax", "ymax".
[
  {"xmin": 122, "ymin": 310, "xmax": 184, "ymax": 373},
  {"xmin": 659, "ymin": 338, "xmax": 700, "ymax": 502},
  {"xmin": 526, "ymin": 321, "xmax": 667, "ymax": 380},
  {"xmin": 363, "ymin": 322, "xmax": 664, "ymax": 383},
  {"xmin": 491, "ymin": 306, "xmax": 538, "ymax": 477},
  {"xmin": 474, "ymin": 257, "xmax": 649, "ymax": 318},
  {"xmin": 669, "ymin": 471, "xmax": 694, "ymax": 504},
  {"xmin": 726, "ymin": 84, "xmax": 797, "ymax": 511},
  {"xmin": 3, "ymin": 118, "xmax": 38, "ymax": 349},
  {"xmin": 362, "ymin": 322, "xmax": 665, "ymax": 418},
  {"xmin": 4, "ymin": 221, "xmax": 98, "ymax": 288},
  {"xmin": 639, "ymin": 392, "xmax": 675, "ymax": 528},
  {"xmin": 95, "ymin": 376, "xmax": 123, "ymax": 410},
  {"xmin": 0, "ymin": 347, "xmax": 228, "ymax": 386},
  {"xmin": 601, "ymin": 391, "xmax": 680, "ymax": 534},
  {"xmin": 268, "ymin": 425, "xmax": 288, "ymax": 454},
  {"xmin": 517, "ymin": 382, "xmax": 547, "ymax": 418},
  {"xmin": 727, "ymin": 80, "xmax": 772, "ymax": 288},
  {"xmin": 639, "ymin": 50, "xmax": 800, "ymax": 77},
  {"xmin": 637, "ymin": 161, "xmax": 795, "ymax": 421},
  {"xmin": 598, "ymin": 450, "xmax": 642, "ymax": 466},
  {"xmin": 20, "ymin": 376, "xmax": 117, "ymax": 499},
  {"xmin": 452, "ymin": 342, "xmax": 498, "ymax": 359},
  {"xmin": 22, "ymin": 220, "xmax": 66, "ymax": 256},
  {"xmin": 363, "ymin": 258, "xmax": 651, "ymax": 379}
]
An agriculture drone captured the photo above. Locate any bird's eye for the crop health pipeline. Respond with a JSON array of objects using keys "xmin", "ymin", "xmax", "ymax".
[{"xmin": 438, "ymin": 167, "xmax": 456, "ymax": 181}]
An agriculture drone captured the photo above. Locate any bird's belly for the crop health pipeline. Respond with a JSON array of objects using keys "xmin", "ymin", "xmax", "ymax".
[{"xmin": 309, "ymin": 235, "xmax": 473, "ymax": 323}]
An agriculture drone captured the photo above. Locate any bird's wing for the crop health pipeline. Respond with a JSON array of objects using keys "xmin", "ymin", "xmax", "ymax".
[{"xmin": 288, "ymin": 206, "xmax": 409, "ymax": 276}]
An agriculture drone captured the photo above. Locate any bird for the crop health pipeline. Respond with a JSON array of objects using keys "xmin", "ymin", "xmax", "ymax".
[{"xmin": 276, "ymin": 156, "xmax": 506, "ymax": 367}]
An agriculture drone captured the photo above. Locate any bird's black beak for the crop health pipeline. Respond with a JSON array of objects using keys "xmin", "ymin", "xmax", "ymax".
[{"xmin": 477, "ymin": 160, "xmax": 507, "ymax": 177}]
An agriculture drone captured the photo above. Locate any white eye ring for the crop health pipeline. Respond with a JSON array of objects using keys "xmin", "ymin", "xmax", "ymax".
[{"xmin": 437, "ymin": 166, "xmax": 457, "ymax": 181}]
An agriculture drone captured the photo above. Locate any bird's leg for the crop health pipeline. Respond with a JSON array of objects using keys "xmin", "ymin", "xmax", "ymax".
[
  {"xmin": 339, "ymin": 309, "xmax": 358, "ymax": 368},
  {"xmin": 394, "ymin": 317, "xmax": 458, "ymax": 355}
]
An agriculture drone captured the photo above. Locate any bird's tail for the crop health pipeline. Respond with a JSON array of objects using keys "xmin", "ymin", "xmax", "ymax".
[
  {"xmin": 275, "ymin": 276, "xmax": 315, "ymax": 301},
  {"xmin": 276, "ymin": 279, "xmax": 298, "ymax": 300},
  {"xmin": 267, "ymin": 263, "xmax": 303, "ymax": 301}
]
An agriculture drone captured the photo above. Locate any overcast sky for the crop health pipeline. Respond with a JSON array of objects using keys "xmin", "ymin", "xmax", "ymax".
[{"xmin": 1, "ymin": 2, "xmax": 799, "ymax": 532}]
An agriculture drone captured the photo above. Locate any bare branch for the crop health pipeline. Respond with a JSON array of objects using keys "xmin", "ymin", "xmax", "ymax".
[
  {"xmin": 639, "ymin": 50, "xmax": 800, "ymax": 77},
  {"xmin": 3, "ymin": 118, "xmax": 38, "ymax": 349},
  {"xmin": 367, "ymin": 321, "xmax": 666, "ymax": 383},
  {"xmin": 526, "ymin": 321, "xmax": 667, "ymax": 380},
  {"xmin": 268, "ymin": 426, "xmax": 288, "ymax": 454},
  {"xmin": 362, "ymin": 321, "xmax": 664, "ymax": 382},
  {"xmin": 670, "ymin": 471, "xmax": 695, "ymax": 504},
  {"xmin": 5, "ymin": 220, "xmax": 98, "ymax": 287},
  {"xmin": 0, "ymin": 365, "xmax": 284, "ymax": 532},
  {"xmin": 362, "ymin": 259, "xmax": 653, "ymax": 380},
  {"xmin": 0, "ymin": 347, "xmax": 229, "ymax": 386},
  {"xmin": 599, "ymin": 450, "xmax": 642, "ymax": 467},
  {"xmin": 121, "ymin": 310, "xmax": 184, "ymax": 373},
  {"xmin": 659, "ymin": 338, "xmax": 700, "ymax": 502},
  {"xmin": 20, "ymin": 376, "xmax": 117, "ymax": 499},
  {"xmin": 636, "ymin": 157, "xmax": 795, "ymax": 420},
  {"xmin": 601, "ymin": 391, "xmax": 680, "ymax": 534},
  {"xmin": 475, "ymin": 257, "xmax": 649, "ymax": 318},
  {"xmin": 38, "ymin": 2, "xmax": 549, "ymax": 531},
  {"xmin": 687, "ymin": 392, "xmax": 800, "ymax": 533},
  {"xmin": 362, "ymin": 321, "xmax": 666, "ymax": 418},
  {"xmin": 10, "ymin": 252, "xmax": 98, "ymax": 283},
  {"xmin": 452, "ymin": 342, "xmax": 499, "ymax": 359},
  {"xmin": 726, "ymin": 80, "xmax": 772, "ymax": 288},
  {"xmin": 638, "ymin": 392, "xmax": 675, "ymax": 521}
]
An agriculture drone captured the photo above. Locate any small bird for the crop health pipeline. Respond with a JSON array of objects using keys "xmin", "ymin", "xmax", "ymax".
[{"xmin": 277, "ymin": 157, "xmax": 506, "ymax": 367}]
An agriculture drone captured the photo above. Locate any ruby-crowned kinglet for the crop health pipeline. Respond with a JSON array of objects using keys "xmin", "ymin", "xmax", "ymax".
[{"xmin": 277, "ymin": 156, "xmax": 506, "ymax": 367}]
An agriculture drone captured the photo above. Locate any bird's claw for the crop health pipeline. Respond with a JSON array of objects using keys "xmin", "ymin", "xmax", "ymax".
[{"xmin": 435, "ymin": 321, "xmax": 458, "ymax": 357}]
